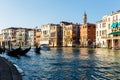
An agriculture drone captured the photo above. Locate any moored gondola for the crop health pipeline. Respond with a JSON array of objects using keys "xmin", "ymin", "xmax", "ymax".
[
  {"xmin": 34, "ymin": 46, "xmax": 41, "ymax": 53},
  {"xmin": 7, "ymin": 47, "xmax": 21, "ymax": 58},
  {"xmin": 0, "ymin": 47, "xmax": 3, "ymax": 54},
  {"xmin": 18, "ymin": 46, "xmax": 31, "ymax": 56}
]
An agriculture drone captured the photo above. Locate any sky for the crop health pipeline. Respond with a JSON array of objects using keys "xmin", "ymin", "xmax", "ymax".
[{"xmin": 0, "ymin": 0, "xmax": 120, "ymax": 30}]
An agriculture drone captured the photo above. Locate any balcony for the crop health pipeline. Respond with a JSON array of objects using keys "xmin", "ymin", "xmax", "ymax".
[{"xmin": 101, "ymin": 35, "xmax": 107, "ymax": 38}]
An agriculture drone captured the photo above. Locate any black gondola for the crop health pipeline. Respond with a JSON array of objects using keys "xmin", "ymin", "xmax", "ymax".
[
  {"xmin": 18, "ymin": 46, "xmax": 31, "ymax": 56},
  {"xmin": 34, "ymin": 46, "xmax": 41, "ymax": 53},
  {"xmin": 0, "ymin": 47, "xmax": 3, "ymax": 54},
  {"xmin": 7, "ymin": 47, "xmax": 21, "ymax": 58}
]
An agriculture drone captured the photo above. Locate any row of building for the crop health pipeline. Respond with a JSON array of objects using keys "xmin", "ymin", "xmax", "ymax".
[
  {"xmin": 0, "ymin": 10, "xmax": 120, "ymax": 48},
  {"xmin": 0, "ymin": 27, "xmax": 41, "ymax": 47}
]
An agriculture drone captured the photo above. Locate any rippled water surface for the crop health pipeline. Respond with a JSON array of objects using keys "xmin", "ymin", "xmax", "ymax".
[{"xmin": 1, "ymin": 48, "xmax": 120, "ymax": 80}]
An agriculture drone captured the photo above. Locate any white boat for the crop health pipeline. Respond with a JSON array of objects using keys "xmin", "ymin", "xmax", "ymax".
[{"xmin": 40, "ymin": 45, "xmax": 50, "ymax": 51}]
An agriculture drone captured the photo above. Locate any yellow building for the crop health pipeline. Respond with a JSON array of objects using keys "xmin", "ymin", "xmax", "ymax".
[
  {"xmin": 60, "ymin": 21, "xmax": 80, "ymax": 47},
  {"xmin": 49, "ymin": 24, "xmax": 62, "ymax": 47},
  {"xmin": 35, "ymin": 29, "xmax": 41, "ymax": 46}
]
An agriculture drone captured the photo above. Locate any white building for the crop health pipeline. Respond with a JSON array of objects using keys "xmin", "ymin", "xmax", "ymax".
[
  {"xmin": 2, "ymin": 27, "xmax": 17, "ymax": 46},
  {"xmin": 96, "ymin": 10, "xmax": 120, "ymax": 48},
  {"xmin": 40, "ymin": 24, "xmax": 51, "ymax": 45},
  {"xmin": 28, "ymin": 30, "xmax": 35, "ymax": 46}
]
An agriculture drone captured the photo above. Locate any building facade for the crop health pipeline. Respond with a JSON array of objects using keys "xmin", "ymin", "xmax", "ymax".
[
  {"xmin": 96, "ymin": 10, "xmax": 120, "ymax": 48},
  {"xmin": 61, "ymin": 21, "xmax": 80, "ymax": 47},
  {"xmin": 40, "ymin": 24, "xmax": 51, "ymax": 45},
  {"xmin": 40, "ymin": 24, "xmax": 63, "ymax": 47},
  {"xmin": 16, "ymin": 28, "xmax": 32, "ymax": 46},
  {"xmin": 2, "ymin": 27, "xmax": 39, "ymax": 47},
  {"xmin": 35, "ymin": 29, "xmax": 41, "ymax": 46},
  {"xmin": 2, "ymin": 27, "xmax": 17, "ymax": 46},
  {"xmin": 28, "ymin": 30, "xmax": 35, "ymax": 46},
  {"xmin": 107, "ymin": 10, "xmax": 120, "ymax": 48},
  {"xmin": 49, "ymin": 24, "xmax": 62, "ymax": 47},
  {"xmin": 80, "ymin": 23, "xmax": 96, "ymax": 47},
  {"xmin": 80, "ymin": 12, "xmax": 96, "ymax": 47},
  {"xmin": 0, "ymin": 34, "xmax": 3, "ymax": 46}
]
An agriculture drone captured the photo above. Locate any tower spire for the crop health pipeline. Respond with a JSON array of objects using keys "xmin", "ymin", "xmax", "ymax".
[{"xmin": 83, "ymin": 11, "xmax": 87, "ymax": 24}]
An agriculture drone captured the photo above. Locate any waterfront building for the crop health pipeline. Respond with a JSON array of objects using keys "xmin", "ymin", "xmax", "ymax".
[
  {"xmin": 60, "ymin": 21, "xmax": 80, "ymax": 47},
  {"xmin": 96, "ymin": 10, "xmax": 120, "ymax": 48},
  {"xmin": 28, "ymin": 30, "xmax": 35, "ymax": 46},
  {"xmin": 80, "ymin": 12, "xmax": 96, "ymax": 47},
  {"xmin": 40, "ymin": 24, "xmax": 51, "ymax": 45},
  {"xmin": 49, "ymin": 24, "xmax": 62, "ymax": 47},
  {"xmin": 80, "ymin": 23, "xmax": 96, "ymax": 47},
  {"xmin": 106, "ymin": 10, "xmax": 120, "ymax": 48},
  {"xmin": 16, "ymin": 28, "xmax": 32, "ymax": 46},
  {"xmin": 0, "ymin": 34, "xmax": 3, "ymax": 46},
  {"xmin": 35, "ymin": 29, "xmax": 41, "ymax": 46},
  {"xmin": 2, "ymin": 27, "xmax": 17, "ymax": 46}
]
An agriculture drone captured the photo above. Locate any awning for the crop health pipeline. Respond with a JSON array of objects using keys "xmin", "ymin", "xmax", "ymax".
[
  {"xmin": 110, "ymin": 22, "xmax": 118, "ymax": 28},
  {"xmin": 118, "ymin": 22, "xmax": 120, "ymax": 27},
  {"xmin": 109, "ymin": 31, "xmax": 120, "ymax": 35}
]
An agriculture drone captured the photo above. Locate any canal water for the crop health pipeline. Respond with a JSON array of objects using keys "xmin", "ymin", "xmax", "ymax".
[{"xmin": 1, "ymin": 48, "xmax": 120, "ymax": 80}]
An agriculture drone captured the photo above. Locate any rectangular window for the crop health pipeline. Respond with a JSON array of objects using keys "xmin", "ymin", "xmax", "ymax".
[
  {"xmin": 100, "ymin": 31, "xmax": 101, "ymax": 36},
  {"xmin": 102, "ymin": 23, "xmax": 106, "ymax": 28},
  {"xmin": 97, "ymin": 31, "xmax": 98, "ymax": 36}
]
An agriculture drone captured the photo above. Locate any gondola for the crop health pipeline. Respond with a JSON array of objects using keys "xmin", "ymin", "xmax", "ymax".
[
  {"xmin": 0, "ymin": 47, "xmax": 3, "ymax": 54},
  {"xmin": 0, "ymin": 46, "xmax": 6, "ymax": 54},
  {"xmin": 2, "ymin": 46, "xmax": 6, "ymax": 53},
  {"xmin": 18, "ymin": 46, "xmax": 31, "ymax": 56},
  {"xmin": 7, "ymin": 47, "xmax": 21, "ymax": 58},
  {"xmin": 34, "ymin": 46, "xmax": 41, "ymax": 53}
]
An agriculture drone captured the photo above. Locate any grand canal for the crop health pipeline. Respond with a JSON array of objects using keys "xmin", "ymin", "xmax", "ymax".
[{"xmin": 1, "ymin": 48, "xmax": 120, "ymax": 80}]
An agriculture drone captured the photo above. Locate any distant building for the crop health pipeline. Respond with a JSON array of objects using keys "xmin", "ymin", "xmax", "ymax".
[
  {"xmin": 96, "ymin": 10, "xmax": 120, "ymax": 48},
  {"xmin": 16, "ymin": 28, "xmax": 33, "ymax": 46},
  {"xmin": 83, "ymin": 11, "xmax": 87, "ymax": 24},
  {"xmin": 96, "ymin": 19, "xmax": 109, "ymax": 48},
  {"xmin": 49, "ymin": 24, "xmax": 62, "ymax": 47},
  {"xmin": 80, "ymin": 12, "xmax": 96, "ymax": 47},
  {"xmin": 61, "ymin": 21, "xmax": 80, "ymax": 47},
  {"xmin": 28, "ymin": 30, "xmax": 35, "ymax": 46},
  {"xmin": 0, "ymin": 34, "xmax": 3, "ymax": 46},
  {"xmin": 2, "ymin": 27, "xmax": 40, "ymax": 47},
  {"xmin": 40, "ymin": 24, "xmax": 63, "ymax": 47},
  {"xmin": 16, "ymin": 28, "xmax": 27, "ymax": 46},
  {"xmin": 40, "ymin": 24, "xmax": 51, "ymax": 45},
  {"xmin": 2, "ymin": 27, "xmax": 17, "ymax": 46},
  {"xmin": 80, "ymin": 23, "xmax": 96, "ymax": 47},
  {"xmin": 35, "ymin": 29, "xmax": 41, "ymax": 46}
]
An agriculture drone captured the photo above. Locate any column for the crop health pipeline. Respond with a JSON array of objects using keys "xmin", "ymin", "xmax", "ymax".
[
  {"xmin": 118, "ymin": 39, "xmax": 120, "ymax": 48},
  {"xmin": 111, "ymin": 39, "xmax": 114, "ymax": 49}
]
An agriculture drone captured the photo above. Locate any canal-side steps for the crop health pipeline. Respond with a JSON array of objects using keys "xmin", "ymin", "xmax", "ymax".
[{"xmin": 0, "ymin": 56, "xmax": 22, "ymax": 80}]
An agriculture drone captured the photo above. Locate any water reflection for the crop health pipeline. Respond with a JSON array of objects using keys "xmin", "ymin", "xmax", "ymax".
[{"xmin": 0, "ymin": 48, "xmax": 120, "ymax": 80}]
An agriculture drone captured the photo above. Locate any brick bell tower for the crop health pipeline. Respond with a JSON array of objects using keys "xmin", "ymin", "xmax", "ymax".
[{"xmin": 83, "ymin": 11, "xmax": 87, "ymax": 24}]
